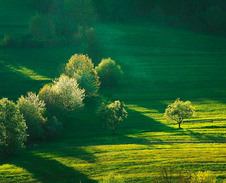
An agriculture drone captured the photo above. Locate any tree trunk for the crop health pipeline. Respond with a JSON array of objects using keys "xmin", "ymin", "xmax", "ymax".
[
  {"xmin": 178, "ymin": 122, "xmax": 181, "ymax": 129},
  {"xmin": 112, "ymin": 127, "xmax": 115, "ymax": 136}
]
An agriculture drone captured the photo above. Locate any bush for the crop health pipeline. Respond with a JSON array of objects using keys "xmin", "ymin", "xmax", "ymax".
[
  {"xmin": 43, "ymin": 116, "xmax": 63, "ymax": 139},
  {"xmin": 0, "ymin": 98, "xmax": 27, "ymax": 155},
  {"xmin": 39, "ymin": 75, "xmax": 85, "ymax": 113},
  {"xmin": 65, "ymin": 54, "xmax": 100, "ymax": 97},
  {"xmin": 154, "ymin": 166, "xmax": 191, "ymax": 183},
  {"xmin": 100, "ymin": 172, "xmax": 125, "ymax": 183},
  {"xmin": 29, "ymin": 13, "xmax": 44, "ymax": 41},
  {"xmin": 191, "ymin": 171, "xmax": 216, "ymax": 183},
  {"xmin": 17, "ymin": 92, "xmax": 46, "ymax": 141},
  {"xmin": 154, "ymin": 166, "xmax": 216, "ymax": 183},
  {"xmin": 38, "ymin": 84, "xmax": 56, "ymax": 112},
  {"xmin": 29, "ymin": 13, "xmax": 56, "ymax": 41},
  {"xmin": 95, "ymin": 58, "xmax": 123, "ymax": 87},
  {"xmin": 1, "ymin": 35, "xmax": 13, "ymax": 47},
  {"xmin": 98, "ymin": 100, "xmax": 127, "ymax": 135}
]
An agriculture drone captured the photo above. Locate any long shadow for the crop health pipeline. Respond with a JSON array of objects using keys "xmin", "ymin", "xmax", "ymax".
[
  {"xmin": 1, "ymin": 150, "xmax": 97, "ymax": 183},
  {"xmin": 186, "ymin": 129, "xmax": 226, "ymax": 143},
  {"xmin": 56, "ymin": 106, "xmax": 176, "ymax": 148},
  {"xmin": 124, "ymin": 108, "xmax": 173, "ymax": 132},
  {"xmin": 45, "ymin": 147, "xmax": 97, "ymax": 164}
]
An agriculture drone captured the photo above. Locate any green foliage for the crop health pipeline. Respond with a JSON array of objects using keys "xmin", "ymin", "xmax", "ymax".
[
  {"xmin": 43, "ymin": 116, "xmax": 63, "ymax": 139},
  {"xmin": 95, "ymin": 58, "xmax": 123, "ymax": 87},
  {"xmin": 164, "ymin": 98, "xmax": 195, "ymax": 129},
  {"xmin": 154, "ymin": 167, "xmax": 216, "ymax": 183},
  {"xmin": 0, "ymin": 98, "xmax": 27, "ymax": 155},
  {"xmin": 65, "ymin": 54, "xmax": 100, "ymax": 97},
  {"xmin": 154, "ymin": 166, "xmax": 191, "ymax": 183},
  {"xmin": 98, "ymin": 100, "xmax": 128, "ymax": 135},
  {"xmin": 30, "ymin": 0, "xmax": 55, "ymax": 13},
  {"xmin": 29, "ymin": 13, "xmax": 44, "ymax": 40},
  {"xmin": 29, "ymin": 0, "xmax": 97, "ymax": 39},
  {"xmin": 29, "ymin": 13, "xmax": 56, "ymax": 41},
  {"xmin": 38, "ymin": 84, "xmax": 55, "ymax": 112},
  {"xmin": 64, "ymin": 0, "xmax": 97, "ymax": 27},
  {"xmin": 191, "ymin": 171, "xmax": 216, "ymax": 183},
  {"xmin": 17, "ymin": 92, "xmax": 46, "ymax": 141},
  {"xmin": 100, "ymin": 172, "xmax": 125, "ymax": 183},
  {"xmin": 39, "ymin": 75, "xmax": 85, "ymax": 112},
  {"xmin": 1, "ymin": 35, "xmax": 13, "ymax": 47},
  {"xmin": 81, "ymin": 27, "xmax": 102, "ymax": 63}
]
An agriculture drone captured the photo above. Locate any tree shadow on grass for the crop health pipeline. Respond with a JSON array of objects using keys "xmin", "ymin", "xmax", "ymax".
[
  {"xmin": 123, "ymin": 107, "xmax": 174, "ymax": 132},
  {"xmin": 1, "ymin": 150, "xmax": 97, "ymax": 183},
  {"xmin": 186, "ymin": 129, "xmax": 225, "ymax": 143},
  {"xmin": 45, "ymin": 147, "xmax": 97, "ymax": 164},
  {"xmin": 61, "ymin": 106, "xmax": 177, "ymax": 147}
]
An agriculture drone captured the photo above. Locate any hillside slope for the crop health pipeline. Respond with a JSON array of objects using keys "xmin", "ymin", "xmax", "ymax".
[{"xmin": 0, "ymin": 23, "xmax": 225, "ymax": 182}]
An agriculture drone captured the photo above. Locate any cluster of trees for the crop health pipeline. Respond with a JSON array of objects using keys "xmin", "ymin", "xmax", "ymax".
[
  {"xmin": 93, "ymin": 0, "xmax": 226, "ymax": 36},
  {"xmin": 0, "ymin": 51, "xmax": 197, "ymax": 157},
  {"xmin": 29, "ymin": 0, "xmax": 97, "ymax": 40},
  {"xmin": 28, "ymin": 0, "xmax": 101, "ymax": 61},
  {"xmin": 0, "ymin": 53, "xmax": 126, "ymax": 156},
  {"xmin": 1, "ymin": 0, "xmax": 101, "ymax": 62}
]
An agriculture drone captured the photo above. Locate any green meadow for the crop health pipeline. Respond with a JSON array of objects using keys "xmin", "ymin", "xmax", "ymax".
[{"xmin": 0, "ymin": 2, "xmax": 226, "ymax": 182}]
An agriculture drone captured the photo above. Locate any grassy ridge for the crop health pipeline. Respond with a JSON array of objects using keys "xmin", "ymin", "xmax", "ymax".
[{"xmin": 0, "ymin": 17, "xmax": 226, "ymax": 183}]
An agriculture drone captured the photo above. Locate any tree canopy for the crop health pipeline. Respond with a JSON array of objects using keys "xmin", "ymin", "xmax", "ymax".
[
  {"xmin": 164, "ymin": 98, "xmax": 195, "ymax": 129},
  {"xmin": 0, "ymin": 98, "xmax": 27, "ymax": 155},
  {"xmin": 98, "ymin": 100, "xmax": 128, "ymax": 135}
]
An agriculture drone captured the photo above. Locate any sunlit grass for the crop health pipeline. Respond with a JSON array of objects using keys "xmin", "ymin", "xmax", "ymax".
[
  {"xmin": 0, "ymin": 21, "xmax": 225, "ymax": 182},
  {"xmin": 1, "ymin": 143, "xmax": 224, "ymax": 182},
  {"xmin": 5, "ymin": 64, "xmax": 51, "ymax": 81}
]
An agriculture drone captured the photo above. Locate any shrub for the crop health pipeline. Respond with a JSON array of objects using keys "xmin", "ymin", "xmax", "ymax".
[
  {"xmin": 39, "ymin": 75, "xmax": 85, "ymax": 113},
  {"xmin": 191, "ymin": 171, "xmax": 216, "ymax": 183},
  {"xmin": 164, "ymin": 98, "xmax": 195, "ymax": 129},
  {"xmin": 154, "ymin": 166, "xmax": 191, "ymax": 183},
  {"xmin": 84, "ymin": 28, "xmax": 102, "ymax": 62},
  {"xmin": 100, "ymin": 172, "xmax": 125, "ymax": 183},
  {"xmin": 17, "ymin": 92, "xmax": 46, "ymax": 141},
  {"xmin": 0, "ymin": 98, "xmax": 27, "ymax": 155},
  {"xmin": 65, "ymin": 54, "xmax": 100, "ymax": 97},
  {"xmin": 38, "ymin": 84, "xmax": 56, "ymax": 111},
  {"xmin": 95, "ymin": 58, "xmax": 123, "ymax": 87},
  {"xmin": 98, "ymin": 100, "xmax": 127, "ymax": 135},
  {"xmin": 29, "ymin": 13, "xmax": 56, "ymax": 41},
  {"xmin": 43, "ymin": 116, "xmax": 63, "ymax": 139},
  {"xmin": 29, "ymin": 13, "xmax": 44, "ymax": 40},
  {"xmin": 1, "ymin": 35, "xmax": 13, "ymax": 47}
]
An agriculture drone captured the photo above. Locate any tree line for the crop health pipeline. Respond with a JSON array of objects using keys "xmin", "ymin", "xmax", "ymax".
[
  {"xmin": 0, "ymin": 53, "xmax": 127, "ymax": 156},
  {"xmin": 94, "ymin": 0, "xmax": 226, "ymax": 36}
]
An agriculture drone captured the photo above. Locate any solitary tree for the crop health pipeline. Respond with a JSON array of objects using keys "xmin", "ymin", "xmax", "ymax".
[
  {"xmin": 0, "ymin": 98, "xmax": 27, "ymax": 155},
  {"xmin": 164, "ymin": 98, "xmax": 195, "ymax": 129},
  {"xmin": 98, "ymin": 100, "xmax": 128, "ymax": 135}
]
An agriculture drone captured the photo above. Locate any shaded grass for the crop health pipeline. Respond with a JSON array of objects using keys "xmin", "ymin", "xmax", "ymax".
[
  {"xmin": 1, "ymin": 143, "xmax": 225, "ymax": 182},
  {"xmin": 0, "ymin": 21, "xmax": 226, "ymax": 182}
]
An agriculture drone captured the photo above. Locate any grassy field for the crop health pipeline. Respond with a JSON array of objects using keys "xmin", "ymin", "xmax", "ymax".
[{"xmin": 0, "ymin": 6, "xmax": 226, "ymax": 182}]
